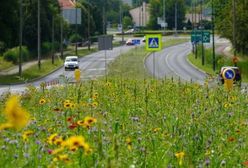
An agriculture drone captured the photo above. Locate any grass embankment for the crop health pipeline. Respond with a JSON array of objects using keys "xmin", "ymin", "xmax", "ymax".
[
  {"xmin": 0, "ymin": 57, "xmax": 13, "ymax": 71},
  {"xmin": 0, "ymin": 48, "xmax": 97, "ymax": 84},
  {"xmin": 188, "ymin": 46, "xmax": 248, "ymax": 82},
  {"xmin": 0, "ymin": 78, "xmax": 247, "ymax": 167},
  {"xmin": 108, "ymin": 38, "xmax": 189, "ymax": 79}
]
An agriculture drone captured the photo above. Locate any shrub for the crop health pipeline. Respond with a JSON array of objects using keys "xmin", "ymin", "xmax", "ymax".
[
  {"xmin": 69, "ymin": 34, "xmax": 82, "ymax": 43},
  {"xmin": 3, "ymin": 46, "xmax": 29, "ymax": 64},
  {"xmin": 41, "ymin": 42, "xmax": 52, "ymax": 56},
  {"xmin": 0, "ymin": 41, "xmax": 6, "ymax": 54}
]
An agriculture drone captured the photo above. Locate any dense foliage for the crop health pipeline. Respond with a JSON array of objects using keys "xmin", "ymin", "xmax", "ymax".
[
  {"xmin": 213, "ymin": 0, "xmax": 248, "ymax": 55},
  {"xmin": 147, "ymin": 0, "xmax": 186, "ymax": 30}
]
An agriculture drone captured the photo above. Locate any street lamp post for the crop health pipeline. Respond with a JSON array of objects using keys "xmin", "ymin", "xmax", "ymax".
[
  {"xmin": 212, "ymin": 0, "xmax": 216, "ymax": 71},
  {"xmin": 19, "ymin": 0, "xmax": 23, "ymax": 76},
  {"xmin": 38, "ymin": 0, "xmax": 41, "ymax": 70},
  {"xmin": 120, "ymin": 4, "xmax": 124, "ymax": 44},
  {"xmin": 75, "ymin": 0, "xmax": 78, "ymax": 56},
  {"xmin": 232, "ymin": 0, "xmax": 237, "ymax": 58},
  {"xmin": 163, "ymin": 0, "xmax": 166, "ymax": 35},
  {"xmin": 60, "ymin": 8, "xmax": 64, "ymax": 59},
  {"xmin": 200, "ymin": 0, "xmax": 205, "ymax": 65},
  {"xmin": 174, "ymin": 1, "xmax": 178, "ymax": 36},
  {"xmin": 87, "ymin": 0, "xmax": 91, "ymax": 50}
]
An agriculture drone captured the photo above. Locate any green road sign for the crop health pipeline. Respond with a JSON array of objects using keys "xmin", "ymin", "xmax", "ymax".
[
  {"xmin": 146, "ymin": 34, "xmax": 162, "ymax": 51},
  {"xmin": 202, "ymin": 31, "xmax": 210, "ymax": 43},
  {"xmin": 191, "ymin": 31, "xmax": 210, "ymax": 43}
]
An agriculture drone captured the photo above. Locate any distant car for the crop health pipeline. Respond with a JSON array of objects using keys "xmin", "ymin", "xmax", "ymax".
[
  {"xmin": 142, "ymin": 36, "xmax": 146, "ymax": 42},
  {"xmin": 64, "ymin": 56, "xmax": 79, "ymax": 70},
  {"xmin": 126, "ymin": 39, "xmax": 134, "ymax": 46},
  {"xmin": 218, "ymin": 66, "xmax": 241, "ymax": 86}
]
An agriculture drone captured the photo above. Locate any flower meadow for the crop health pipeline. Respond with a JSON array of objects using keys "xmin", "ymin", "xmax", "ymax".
[{"xmin": 0, "ymin": 79, "xmax": 247, "ymax": 168}]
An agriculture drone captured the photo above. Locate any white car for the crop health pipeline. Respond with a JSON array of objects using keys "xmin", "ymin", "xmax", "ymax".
[{"xmin": 64, "ymin": 56, "xmax": 79, "ymax": 70}]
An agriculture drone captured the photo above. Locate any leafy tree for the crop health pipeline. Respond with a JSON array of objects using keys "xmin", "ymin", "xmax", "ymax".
[
  {"xmin": 214, "ymin": 0, "xmax": 248, "ymax": 55},
  {"xmin": 148, "ymin": 0, "xmax": 186, "ymax": 30},
  {"xmin": 123, "ymin": 16, "xmax": 133, "ymax": 28},
  {"xmin": 0, "ymin": 0, "xmax": 19, "ymax": 51}
]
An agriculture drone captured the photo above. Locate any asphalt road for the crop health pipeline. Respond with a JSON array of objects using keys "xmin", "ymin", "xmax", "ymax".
[
  {"xmin": 145, "ymin": 42, "xmax": 207, "ymax": 85},
  {"xmin": 0, "ymin": 44, "xmax": 137, "ymax": 95}
]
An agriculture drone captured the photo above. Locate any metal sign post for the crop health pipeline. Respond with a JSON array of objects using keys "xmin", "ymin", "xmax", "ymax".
[
  {"xmin": 223, "ymin": 68, "xmax": 235, "ymax": 91},
  {"xmin": 98, "ymin": 35, "xmax": 113, "ymax": 81},
  {"xmin": 146, "ymin": 34, "xmax": 162, "ymax": 78}
]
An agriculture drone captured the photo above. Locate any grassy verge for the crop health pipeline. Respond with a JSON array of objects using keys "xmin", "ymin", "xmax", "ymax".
[
  {"xmin": 188, "ymin": 46, "xmax": 248, "ymax": 82},
  {"xmin": 108, "ymin": 38, "xmax": 189, "ymax": 79},
  {"xmin": 0, "ymin": 59, "xmax": 63, "ymax": 84}
]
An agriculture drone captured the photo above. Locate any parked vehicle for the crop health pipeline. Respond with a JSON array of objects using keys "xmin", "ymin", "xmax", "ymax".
[
  {"xmin": 126, "ymin": 39, "xmax": 134, "ymax": 46},
  {"xmin": 64, "ymin": 56, "xmax": 79, "ymax": 70},
  {"xmin": 218, "ymin": 66, "xmax": 241, "ymax": 86}
]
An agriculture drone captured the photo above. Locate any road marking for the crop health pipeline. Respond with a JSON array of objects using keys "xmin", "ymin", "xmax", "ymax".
[{"xmin": 87, "ymin": 68, "xmax": 106, "ymax": 71}]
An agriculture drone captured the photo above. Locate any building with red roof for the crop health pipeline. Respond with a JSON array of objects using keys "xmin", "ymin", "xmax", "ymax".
[{"xmin": 58, "ymin": 0, "xmax": 76, "ymax": 9}]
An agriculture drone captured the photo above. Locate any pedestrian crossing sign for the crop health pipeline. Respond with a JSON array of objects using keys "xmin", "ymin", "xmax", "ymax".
[{"xmin": 146, "ymin": 34, "xmax": 162, "ymax": 51}]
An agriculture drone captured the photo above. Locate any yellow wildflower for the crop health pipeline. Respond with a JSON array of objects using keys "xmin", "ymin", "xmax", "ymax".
[
  {"xmin": 84, "ymin": 116, "xmax": 97, "ymax": 125},
  {"xmin": 126, "ymin": 137, "xmax": 132, "ymax": 151},
  {"xmin": 47, "ymin": 133, "xmax": 59, "ymax": 145},
  {"xmin": 64, "ymin": 135, "xmax": 85, "ymax": 149},
  {"xmin": 92, "ymin": 92, "xmax": 99, "ymax": 100},
  {"xmin": 53, "ymin": 154, "xmax": 70, "ymax": 163},
  {"xmin": 22, "ymin": 130, "xmax": 34, "ymax": 141},
  {"xmin": 51, "ymin": 147, "xmax": 64, "ymax": 155},
  {"xmin": 153, "ymin": 127, "xmax": 161, "ymax": 133},
  {"xmin": 175, "ymin": 151, "xmax": 185, "ymax": 166},
  {"xmin": 64, "ymin": 135, "xmax": 90, "ymax": 153},
  {"xmin": 0, "ymin": 123, "xmax": 13, "ymax": 131},
  {"xmin": 39, "ymin": 98, "xmax": 46, "ymax": 105},
  {"xmin": 0, "ymin": 95, "xmax": 30, "ymax": 130},
  {"xmin": 91, "ymin": 102, "xmax": 98, "ymax": 108}
]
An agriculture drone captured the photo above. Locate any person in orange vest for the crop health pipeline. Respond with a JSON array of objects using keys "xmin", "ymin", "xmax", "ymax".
[{"xmin": 232, "ymin": 55, "xmax": 238, "ymax": 67}]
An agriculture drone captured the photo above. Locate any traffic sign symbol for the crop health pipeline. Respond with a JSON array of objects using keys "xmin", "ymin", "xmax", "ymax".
[
  {"xmin": 223, "ymin": 68, "xmax": 235, "ymax": 80},
  {"xmin": 149, "ymin": 38, "xmax": 159, "ymax": 48},
  {"xmin": 146, "ymin": 34, "xmax": 162, "ymax": 51}
]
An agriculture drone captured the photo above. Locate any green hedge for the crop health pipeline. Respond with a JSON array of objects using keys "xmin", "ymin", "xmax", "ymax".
[{"xmin": 3, "ymin": 46, "xmax": 29, "ymax": 64}]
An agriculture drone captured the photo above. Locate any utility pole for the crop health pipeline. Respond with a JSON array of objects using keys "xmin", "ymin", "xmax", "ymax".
[
  {"xmin": 163, "ymin": 0, "xmax": 166, "ymax": 35},
  {"xmin": 52, "ymin": 13, "xmax": 55, "ymax": 64},
  {"xmin": 212, "ymin": 0, "xmax": 216, "ymax": 71},
  {"xmin": 194, "ymin": 1, "xmax": 198, "ymax": 59},
  {"xmin": 87, "ymin": 0, "xmax": 91, "ymax": 50},
  {"xmin": 120, "ymin": 4, "xmax": 124, "ymax": 44},
  {"xmin": 75, "ymin": 0, "xmax": 78, "ymax": 56},
  {"xmin": 174, "ymin": 1, "xmax": 178, "ymax": 36},
  {"xmin": 191, "ymin": 2, "xmax": 195, "ymax": 54},
  {"xmin": 232, "ymin": 0, "xmax": 237, "ymax": 57},
  {"xmin": 60, "ymin": 8, "xmax": 64, "ymax": 59},
  {"xmin": 38, "ymin": 0, "xmax": 41, "ymax": 70},
  {"xmin": 19, "ymin": 0, "xmax": 23, "ymax": 76},
  {"xmin": 201, "ymin": 0, "xmax": 205, "ymax": 65},
  {"xmin": 102, "ymin": 0, "xmax": 106, "ymax": 35}
]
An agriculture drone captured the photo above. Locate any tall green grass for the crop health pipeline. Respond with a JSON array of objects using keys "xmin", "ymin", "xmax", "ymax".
[{"xmin": 0, "ymin": 79, "xmax": 247, "ymax": 167}]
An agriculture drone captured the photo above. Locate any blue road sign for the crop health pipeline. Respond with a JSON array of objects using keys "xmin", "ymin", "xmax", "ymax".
[
  {"xmin": 132, "ymin": 39, "xmax": 141, "ymax": 45},
  {"xmin": 223, "ymin": 69, "xmax": 235, "ymax": 80},
  {"xmin": 148, "ymin": 38, "xmax": 159, "ymax": 48},
  {"xmin": 146, "ymin": 34, "xmax": 162, "ymax": 51}
]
